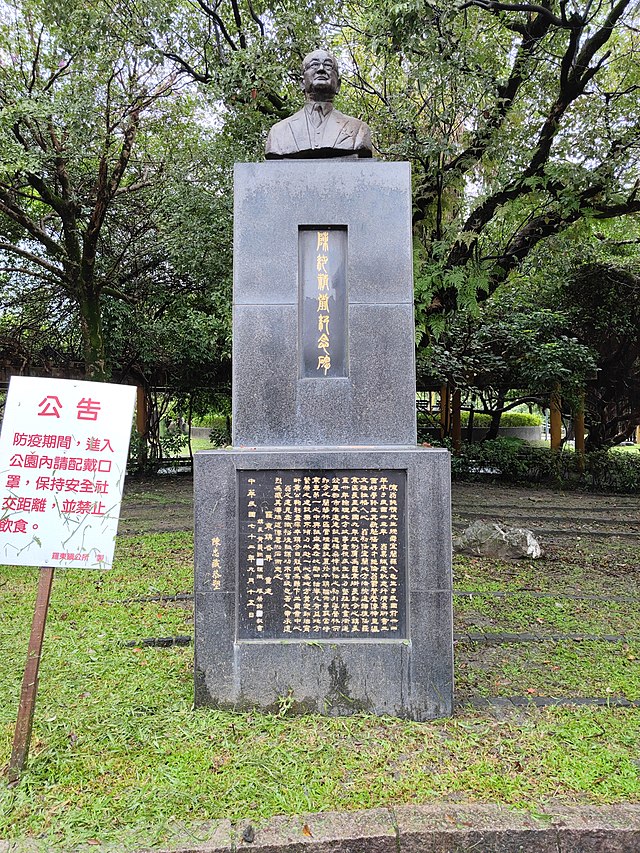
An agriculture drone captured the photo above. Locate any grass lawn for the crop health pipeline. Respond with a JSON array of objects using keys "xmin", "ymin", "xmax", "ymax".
[
  {"xmin": 188, "ymin": 437, "xmax": 220, "ymax": 452},
  {"xmin": 1, "ymin": 532, "xmax": 639, "ymax": 850}
]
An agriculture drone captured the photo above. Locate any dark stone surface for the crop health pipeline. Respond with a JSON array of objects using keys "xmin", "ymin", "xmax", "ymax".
[
  {"xmin": 193, "ymin": 156, "xmax": 454, "ymax": 723},
  {"xmin": 6, "ymin": 804, "xmax": 640, "ymax": 851},
  {"xmin": 557, "ymin": 829, "xmax": 640, "ymax": 852},
  {"xmin": 299, "ymin": 227, "xmax": 347, "ymax": 378},
  {"xmin": 232, "ymin": 161, "xmax": 416, "ymax": 448},
  {"xmin": 236, "ymin": 468, "xmax": 407, "ymax": 640},
  {"xmin": 400, "ymin": 830, "xmax": 559, "ymax": 852},
  {"xmin": 194, "ymin": 447, "xmax": 453, "ymax": 719}
]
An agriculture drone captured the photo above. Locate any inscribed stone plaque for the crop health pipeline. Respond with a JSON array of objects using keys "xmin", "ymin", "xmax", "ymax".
[
  {"xmin": 238, "ymin": 469, "xmax": 406, "ymax": 640},
  {"xmin": 299, "ymin": 227, "xmax": 347, "ymax": 378}
]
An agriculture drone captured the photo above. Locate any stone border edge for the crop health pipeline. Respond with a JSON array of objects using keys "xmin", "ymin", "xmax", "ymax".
[
  {"xmin": 131, "ymin": 802, "xmax": 640, "ymax": 853},
  {"xmin": 4, "ymin": 803, "xmax": 640, "ymax": 852}
]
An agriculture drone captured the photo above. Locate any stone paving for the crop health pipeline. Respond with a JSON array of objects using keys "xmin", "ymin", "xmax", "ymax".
[{"xmin": 452, "ymin": 481, "xmax": 640, "ymax": 541}]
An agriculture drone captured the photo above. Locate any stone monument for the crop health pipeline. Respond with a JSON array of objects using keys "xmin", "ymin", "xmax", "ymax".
[{"xmin": 194, "ymin": 50, "xmax": 453, "ymax": 720}]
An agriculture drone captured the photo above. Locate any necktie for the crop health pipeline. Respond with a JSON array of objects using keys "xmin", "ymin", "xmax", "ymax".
[{"xmin": 311, "ymin": 104, "xmax": 324, "ymax": 128}]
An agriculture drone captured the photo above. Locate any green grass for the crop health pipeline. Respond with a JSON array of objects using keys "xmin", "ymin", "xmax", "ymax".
[
  {"xmin": 1, "ymin": 532, "xmax": 639, "ymax": 849},
  {"xmin": 189, "ymin": 437, "xmax": 219, "ymax": 452},
  {"xmin": 454, "ymin": 543, "xmax": 640, "ymax": 598},
  {"xmin": 456, "ymin": 641, "xmax": 640, "ymax": 698},
  {"xmin": 454, "ymin": 593, "xmax": 640, "ymax": 636},
  {"xmin": 158, "ymin": 435, "xmax": 222, "ymax": 457}
]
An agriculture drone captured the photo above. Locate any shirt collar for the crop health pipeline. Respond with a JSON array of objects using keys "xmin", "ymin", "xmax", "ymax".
[{"xmin": 304, "ymin": 101, "xmax": 334, "ymax": 117}]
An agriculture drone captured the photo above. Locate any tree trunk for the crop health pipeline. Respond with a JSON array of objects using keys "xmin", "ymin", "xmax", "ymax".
[
  {"xmin": 77, "ymin": 287, "xmax": 109, "ymax": 381},
  {"xmin": 485, "ymin": 393, "xmax": 505, "ymax": 440},
  {"xmin": 439, "ymin": 384, "xmax": 450, "ymax": 440},
  {"xmin": 550, "ymin": 386, "xmax": 562, "ymax": 450},
  {"xmin": 466, "ymin": 404, "xmax": 475, "ymax": 443},
  {"xmin": 452, "ymin": 388, "xmax": 462, "ymax": 453}
]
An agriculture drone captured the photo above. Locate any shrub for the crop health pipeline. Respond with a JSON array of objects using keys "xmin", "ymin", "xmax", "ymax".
[
  {"xmin": 462, "ymin": 411, "xmax": 542, "ymax": 428},
  {"xmin": 417, "ymin": 411, "xmax": 542, "ymax": 442},
  {"xmin": 209, "ymin": 414, "xmax": 232, "ymax": 447},
  {"xmin": 587, "ymin": 449, "xmax": 640, "ymax": 492},
  {"xmin": 417, "ymin": 411, "xmax": 541, "ymax": 428},
  {"xmin": 448, "ymin": 438, "xmax": 640, "ymax": 493}
]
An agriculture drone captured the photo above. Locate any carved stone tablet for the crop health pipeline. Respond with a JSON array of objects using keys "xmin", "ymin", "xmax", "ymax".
[
  {"xmin": 299, "ymin": 227, "xmax": 347, "ymax": 378},
  {"xmin": 238, "ymin": 469, "xmax": 406, "ymax": 640}
]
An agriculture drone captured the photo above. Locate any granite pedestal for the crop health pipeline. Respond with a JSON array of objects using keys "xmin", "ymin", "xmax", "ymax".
[
  {"xmin": 194, "ymin": 161, "xmax": 453, "ymax": 719},
  {"xmin": 232, "ymin": 160, "xmax": 417, "ymax": 447}
]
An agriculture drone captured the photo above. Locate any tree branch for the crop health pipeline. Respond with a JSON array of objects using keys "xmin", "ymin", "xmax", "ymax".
[
  {"xmin": 0, "ymin": 265, "xmax": 61, "ymax": 286},
  {"xmin": 0, "ymin": 241, "xmax": 65, "ymax": 279},
  {"xmin": 456, "ymin": 0, "xmax": 569, "ymax": 28},
  {"xmin": 229, "ymin": 0, "xmax": 247, "ymax": 49},
  {"xmin": 440, "ymin": 0, "xmax": 633, "ymax": 262},
  {"xmin": 194, "ymin": 0, "xmax": 238, "ymax": 51},
  {"xmin": 0, "ymin": 189, "xmax": 66, "ymax": 259}
]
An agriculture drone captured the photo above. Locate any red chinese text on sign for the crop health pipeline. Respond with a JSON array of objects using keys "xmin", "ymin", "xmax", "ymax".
[
  {"xmin": 76, "ymin": 398, "xmax": 101, "ymax": 421},
  {"xmin": 37, "ymin": 396, "xmax": 62, "ymax": 418},
  {"xmin": 0, "ymin": 376, "xmax": 136, "ymax": 570}
]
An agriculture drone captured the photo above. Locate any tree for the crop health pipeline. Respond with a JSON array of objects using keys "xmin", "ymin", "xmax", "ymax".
[
  {"xmin": 152, "ymin": 0, "xmax": 640, "ymax": 342},
  {"xmin": 562, "ymin": 260, "xmax": 640, "ymax": 448},
  {"xmin": 0, "ymin": 0, "xmax": 188, "ymax": 379},
  {"xmin": 418, "ymin": 296, "xmax": 597, "ymax": 437},
  {"xmin": 328, "ymin": 0, "xmax": 640, "ymax": 332}
]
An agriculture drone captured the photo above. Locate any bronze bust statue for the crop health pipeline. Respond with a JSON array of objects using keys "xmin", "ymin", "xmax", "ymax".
[{"xmin": 265, "ymin": 50, "xmax": 373, "ymax": 160}]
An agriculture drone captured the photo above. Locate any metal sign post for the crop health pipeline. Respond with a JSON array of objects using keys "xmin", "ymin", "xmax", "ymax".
[{"xmin": 7, "ymin": 566, "xmax": 54, "ymax": 783}]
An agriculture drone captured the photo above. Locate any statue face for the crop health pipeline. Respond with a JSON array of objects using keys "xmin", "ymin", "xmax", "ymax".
[{"xmin": 301, "ymin": 50, "xmax": 340, "ymax": 100}]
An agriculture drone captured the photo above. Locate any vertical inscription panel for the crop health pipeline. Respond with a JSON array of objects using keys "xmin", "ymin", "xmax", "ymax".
[
  {"xmin": 238, "ymin": 469, "xmax": 406, "ymax": 640},
  {"xmin": 299, "ymin": 227, "xmax": 347, "ymax": 378}
]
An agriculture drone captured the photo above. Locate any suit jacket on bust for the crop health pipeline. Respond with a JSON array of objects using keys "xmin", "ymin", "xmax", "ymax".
[{"xmin": 265, "ymin": 104, "xmax": 372, "ymax": 159}]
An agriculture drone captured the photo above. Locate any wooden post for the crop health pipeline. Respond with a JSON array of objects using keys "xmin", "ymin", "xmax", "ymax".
[
  {"xmin": 136, "ymin": 385, "xmax": 147, "ymax": 436},
  {"xmin": 574, "ymin": 411, "xmax": 586, "ymax": 454},
  {"xmin": 574, "ymin": 393, "xmax": 586, "ymax": 471},
  {"xmin": 550, "ymin": 386, "xmax": 562, "ymax": 450},
  {"xmin": 136, "ymin": 385, "xmax": 148, "ymax": 471},
  {"xmin": 452, "ymin": 388, "xmax": 462, "ymax": 453},
  {"xmin": 439, "ymin": 384, "xmax": 449, "ymax": 440},
  {"xmin": 7, "ymin": 566, "xmax": 55, "ymax": 783}
]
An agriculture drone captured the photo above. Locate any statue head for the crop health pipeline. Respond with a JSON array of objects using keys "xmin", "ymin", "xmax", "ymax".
[{"xmin": 301, "ymin": 49, "xmax": 341, "ymax": 102}]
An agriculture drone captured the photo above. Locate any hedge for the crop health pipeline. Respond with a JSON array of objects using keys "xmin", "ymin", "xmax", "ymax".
[
  {"xmin": 446, "ymin": 438, "xmax": 640, "ymax": 493},
  {"xmin": 417, "ymin": 411, "xmax": 542, "ymax": 428}
]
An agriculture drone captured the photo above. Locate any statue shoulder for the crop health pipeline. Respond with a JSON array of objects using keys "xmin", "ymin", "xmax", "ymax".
[{"xmin": 265, "ymin": 109, "xmax": 306, "ymax": 157}]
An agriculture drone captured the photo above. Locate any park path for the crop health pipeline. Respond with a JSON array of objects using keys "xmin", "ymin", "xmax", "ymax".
[{"xmin": 453, "ymin": 481, "xmax": 640, "ymax": 542}]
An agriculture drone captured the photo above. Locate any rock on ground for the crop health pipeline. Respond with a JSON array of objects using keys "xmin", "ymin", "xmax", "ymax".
[{"xmin": 454, "ymin": 519, "xmax": 542, "ymax": 559}]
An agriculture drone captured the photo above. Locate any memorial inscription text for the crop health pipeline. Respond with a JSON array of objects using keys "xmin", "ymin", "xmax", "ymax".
[
  {"xmin": 299, "ymin": 227, "xmax": 347, "ymax": 378},
  {"xmin": 238, "ymin": 469, "xmax": 406, "ymax": 639}
]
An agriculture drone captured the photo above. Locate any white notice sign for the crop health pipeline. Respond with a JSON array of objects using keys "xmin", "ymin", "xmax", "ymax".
[{"xmin": 0, "ymin": 377, "xmax": 136, "ymax": 569}]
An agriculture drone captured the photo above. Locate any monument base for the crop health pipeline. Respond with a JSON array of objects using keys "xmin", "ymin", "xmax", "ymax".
[{"xmin": 194, "ymin": 447, "xmax": 453, "ymax": 721}]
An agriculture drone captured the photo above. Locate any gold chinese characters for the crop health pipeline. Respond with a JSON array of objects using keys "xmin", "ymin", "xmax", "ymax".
[
  {"xmin": 240, "ymin": 471, "xmax": 403, "ymax": 637},
  {"xmin": 316, "ymin": 231, "xmax": 331, "ymax": 374}
]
